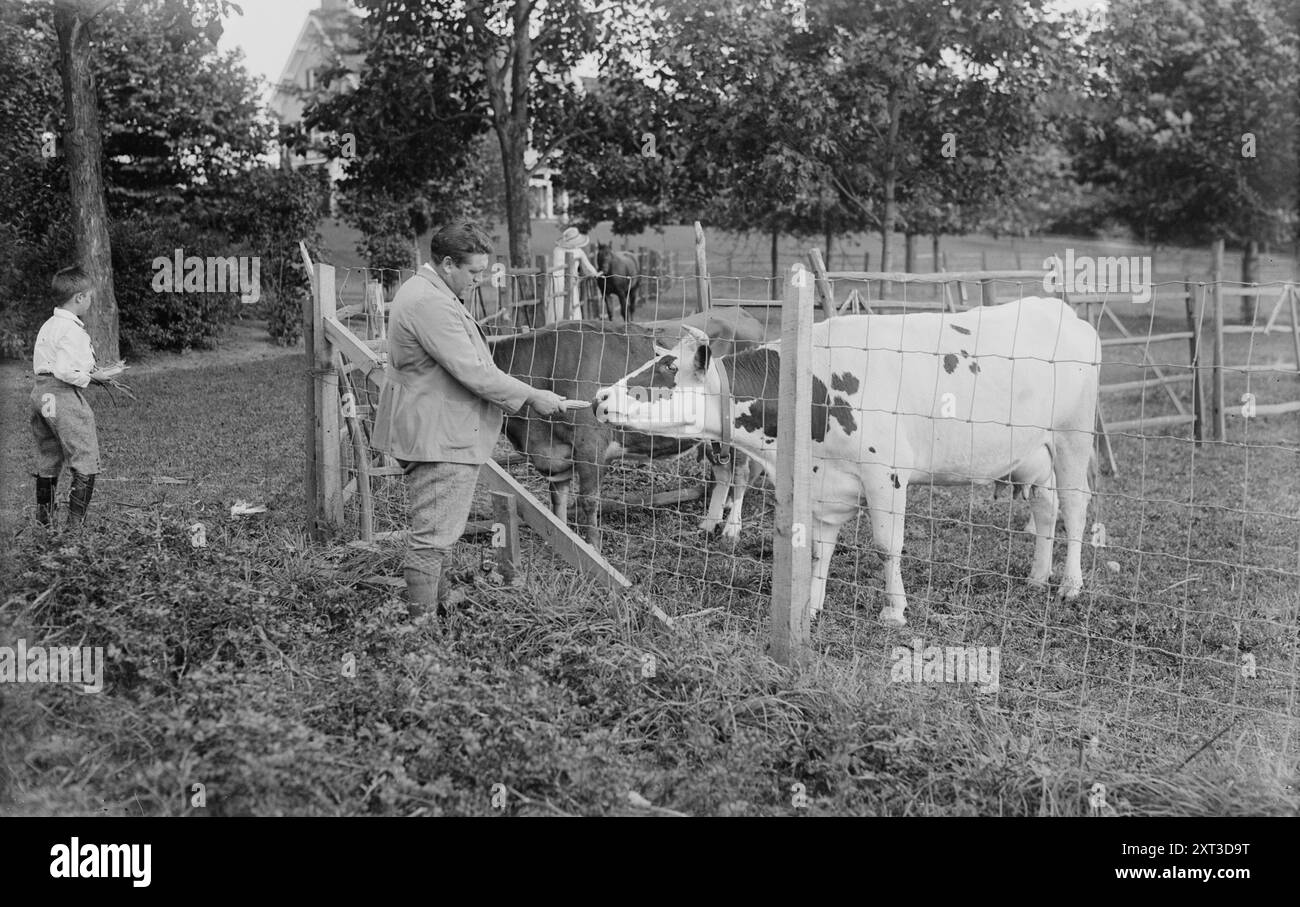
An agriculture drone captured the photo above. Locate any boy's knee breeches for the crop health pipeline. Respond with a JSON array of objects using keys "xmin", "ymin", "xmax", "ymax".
[{"xmin": 30, "ymin": 378, "xmax": 100, "ymax": 477}]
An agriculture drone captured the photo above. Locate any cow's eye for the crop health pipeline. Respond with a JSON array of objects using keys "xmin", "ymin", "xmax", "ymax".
[{"xmin": 663, "ymin": 361, "xmax": 677, "ymax": 373}]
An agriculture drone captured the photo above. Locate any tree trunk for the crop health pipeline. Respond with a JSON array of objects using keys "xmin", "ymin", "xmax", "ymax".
[
  {"xmin": 932, "ymin": 233, "xmax": 941, "ymax": 272},
  {"xmin": 879, "ymin": 182, "xmax": 896, "ymax": 299},
  {"xmin": 1240, "ymin": 239, "xmax": 1259, "ymax": 323},
  {"xmin": 879, "ymin": 93, "xmax": 900, "ymax": 277},
  {"xmin": 879, "ymin": 186, "xmax": 895, "ymax": 274},
  {"xmin": 56, "ymin": 5, "xmax": 119, "ymax": 362},
  {"xmin": 770, "ymin": 224, "xmax": 779, "ymax": 300},
  {"xmin": 904, "ymin": 232, "xmax": 916, "ymax": 273},
  {"xmin": 498, "ymin": 122, "xmax": 532, "ymax": 267},
  {"xmin": 480, "ymin": 1, "xmax": 534, "ymax": 268}
]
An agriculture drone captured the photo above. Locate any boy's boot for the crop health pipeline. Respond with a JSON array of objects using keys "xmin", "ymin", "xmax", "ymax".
[
  {"xmin": 66, "ymin": 471, "xmax": 95, "ymax": 528},
  {"xmin": 35, "ymin": 475, "xmax": 56, "ymax": 527}
]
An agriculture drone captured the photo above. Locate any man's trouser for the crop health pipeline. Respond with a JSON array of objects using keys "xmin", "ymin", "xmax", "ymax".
[{"xmin": 402, "ymin": 461, "xmax": 480, "ymax": 612}]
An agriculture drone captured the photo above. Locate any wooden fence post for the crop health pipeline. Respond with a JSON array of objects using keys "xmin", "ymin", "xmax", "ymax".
[
  {"xmin": 980, "ymin": 252, "xmax": 996, "ymax": 306},
  {"xmin": 1185, "ymin": 277, "xmax": 1204, "ymax": 446},
  {"xmin": 313, "ymin": 262, "xmax": 344, "ymax": 537},
  {"xmin": 535, "ymin": 254, "xmax": 550, "ymax": 325},
  {"xmin": 303, "ymin": 256, "xmax": 320, "ymax": 541},
  {"xmin": 366, "ymin": 279, "xmax": 387, "ymax": 345},
  {"xmin": 338, "ymin": 361, "xmax": 373, "ymax": 541},
  {"xmin": 771, "ymin": 263, "xmax": 814, "ymax": 669},
  {"xmin": 694, "ymin": 221, "xmax": 711, "ymax": 313},
  {"xmin": 807, "ymin": 247, "xmax": 839, "ymax": 320},
  {"xmin": 491, "ymin": 491, "xmax": 521, "ymax": 585},
  {"xmin": 564, "ymin": 249, "xmax": 576, "ymax": 321},
  {"xmin": 1211, "ymin": 239, "xmax": 1226, "ymax": 441}
]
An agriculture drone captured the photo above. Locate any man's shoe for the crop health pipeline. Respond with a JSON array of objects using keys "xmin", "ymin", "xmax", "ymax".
[{"xmin": 404, "ymin": 567, "xmax": 439, "ymax": 612}]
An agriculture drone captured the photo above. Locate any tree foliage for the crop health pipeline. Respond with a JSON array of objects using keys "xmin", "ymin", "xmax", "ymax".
[
  {"xmin": 308, "ymin": 0, "xmax": 615, "ymax": 266},
  {"xmin": 1072, "ymin": 0, "xmax": 1299, "ymax": 247}
]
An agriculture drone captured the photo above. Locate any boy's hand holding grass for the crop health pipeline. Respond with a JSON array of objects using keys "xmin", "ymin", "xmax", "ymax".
[
  {"xmin": 91, "ymin": 360, "xmax": 127, "ymax": 381},
  {"xmin": 91, "ymin": 360, "xmax": 135, "ymax": 400}
]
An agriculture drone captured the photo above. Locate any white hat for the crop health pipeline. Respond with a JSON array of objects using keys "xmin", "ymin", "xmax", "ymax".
[{"xmin": 556, "ymin": 226, "xmax": 590, "ymax": 249}]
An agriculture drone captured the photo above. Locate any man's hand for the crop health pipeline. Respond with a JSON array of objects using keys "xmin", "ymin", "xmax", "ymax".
[
  {"xmin": 526, "ymin": 389, "xmax": 569, "ymax": 416},
  {"xmin": 526, "ymin": 390, "xmax": 588, "ymax": 415}
]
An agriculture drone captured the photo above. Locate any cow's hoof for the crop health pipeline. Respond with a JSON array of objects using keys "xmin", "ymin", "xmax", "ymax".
[
  {"xmin": 720, "ymin": 522, "xmax": 741, "ymax": 542},
  {"xmin": 1027, "ymin": 572, "xmax": 1051, "ymax": 591},
  {"xmin": 698, "ymin": 519, "xmax": 720, "ymax": 534},
  {"xmin": 878, "ymin": 608, "xmax": 906, "ymax": 628},
  {"xmin": 1058, "ymin": 575, "xmax": 1083, "ymax": 601}
]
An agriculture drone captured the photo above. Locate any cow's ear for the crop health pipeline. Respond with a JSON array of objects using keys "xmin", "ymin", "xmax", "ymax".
[{"xmin": 693, "ymin": 342, "xmax": 711, "ymax": 373}]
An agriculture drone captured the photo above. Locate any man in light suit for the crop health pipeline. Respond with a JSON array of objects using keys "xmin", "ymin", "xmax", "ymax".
[{"xmin": 373, "ymin": 222, "xmax": 568, "ymax": 618}]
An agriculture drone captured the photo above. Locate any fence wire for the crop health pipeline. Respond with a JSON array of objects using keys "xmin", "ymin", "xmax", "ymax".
[{"xmin": 315, "ymin": 261, "xmax": 1300, "ymax": 773}]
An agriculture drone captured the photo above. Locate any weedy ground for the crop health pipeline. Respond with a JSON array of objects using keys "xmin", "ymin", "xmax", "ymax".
[{"xmin": 1, "ymin": 285, "xmax": 1297, "ymax": 816}]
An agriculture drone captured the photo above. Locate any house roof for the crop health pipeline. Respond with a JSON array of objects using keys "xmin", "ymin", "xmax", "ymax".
[{"xmin": 269, "ymin": 3, "xmax": 364, "ymax": 123}]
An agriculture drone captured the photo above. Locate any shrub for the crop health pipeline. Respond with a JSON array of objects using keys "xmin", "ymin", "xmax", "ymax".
[
  {"xmin": 112, "ymin": 214, "xmax": 239, "ymax": 356},
  {"xmin": 0, "ymin": 214, "xmax": 239, "ymax": 359},
  {"xmin": 211, "ymin": 168, "xmax": 324, "ymax": 346}
]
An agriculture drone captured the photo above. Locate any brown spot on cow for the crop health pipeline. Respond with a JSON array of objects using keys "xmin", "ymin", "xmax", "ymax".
[{"xmin": 831, "ymin": 372, "xmax": 860, "ymax": 394}]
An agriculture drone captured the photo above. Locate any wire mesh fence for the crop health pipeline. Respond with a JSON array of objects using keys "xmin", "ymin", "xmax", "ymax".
[{"xmin": 308, "ymin": 253, "xmax": 1299, "ymax": 773}]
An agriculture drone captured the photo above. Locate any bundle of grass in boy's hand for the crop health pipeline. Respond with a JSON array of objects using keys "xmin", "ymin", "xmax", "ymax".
[{"xmin": 93, "ymin": 360, "xmax": 135, "ymax": 401}]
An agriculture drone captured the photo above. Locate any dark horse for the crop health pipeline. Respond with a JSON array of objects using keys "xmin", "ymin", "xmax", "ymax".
[{"xmin": 594, "ymin": 243, "xmax": 641, "ymax": 322}]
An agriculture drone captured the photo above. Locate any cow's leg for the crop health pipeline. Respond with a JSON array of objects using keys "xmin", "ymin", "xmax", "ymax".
[
  {"xmin": 1026, "ymin": 479, "xmax": 1058, "ymax": 589},
  {"xmin": 700, "ymin": 455, "xmax": 730, "ymax": 534},
  {"xmin": 810, "ymin": 518, "xmax": 847, "ymax": 620},
  {"xmin": 1055, "ymin": 434, "xmax": 1092, "ymax": 600},
  {"xmin": 572, "ymin": 437, "xmax": 607, "ymax": 549},
  {"xmin": 719, "ymin": 453, "xmax": 762, "ymax": 541},
  {"xmin": 865, "ymin": 475, "xmax": 910, "ymax": 626},
  {"xmin": 548, "ymin": 478, "xmax": 571, "ymax": 524}
]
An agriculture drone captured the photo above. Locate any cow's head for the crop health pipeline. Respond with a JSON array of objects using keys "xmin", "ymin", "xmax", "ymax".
[{"xmin": 592, "ymin": 324, "xmax": 725, "ymax": 438}]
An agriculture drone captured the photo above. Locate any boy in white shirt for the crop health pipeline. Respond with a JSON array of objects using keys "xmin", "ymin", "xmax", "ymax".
[{"xmin": 30, "ymin": 266, "xmax": 117, "ymax": 528}]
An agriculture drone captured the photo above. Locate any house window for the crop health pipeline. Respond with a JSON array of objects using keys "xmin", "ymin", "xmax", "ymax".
[{"xmin": 304, "ymin": 68, "xmax": 316, "ymax": 90}]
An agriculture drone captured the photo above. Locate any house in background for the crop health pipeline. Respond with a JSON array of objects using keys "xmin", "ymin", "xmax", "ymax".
[
  {"xmin": 268, "ymin": 0, "xmax": 363, "ymax": 216},
  {"xmin": 524, "ymin": 75, "xmax": 601, "ymax": 220},
  {"xmin": 528, "ymin": 144, "xmax": 567, "ymax": 221},
  {"xmin": 270, "ymin": 0, "xmax": 593, "ymax": 222}
]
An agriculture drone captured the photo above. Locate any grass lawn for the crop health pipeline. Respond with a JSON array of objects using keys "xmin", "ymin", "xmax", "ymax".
[{"xmin": 2, "ymin": 229, "xmax": 1297, "ymax": 816}]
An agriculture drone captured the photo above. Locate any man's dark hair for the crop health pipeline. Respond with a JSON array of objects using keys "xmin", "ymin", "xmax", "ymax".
[{"xmin": 429, "ymin": 221, "xmax": 493, "ymax": 266}]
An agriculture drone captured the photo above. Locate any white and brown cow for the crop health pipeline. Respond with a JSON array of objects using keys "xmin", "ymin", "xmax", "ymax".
[
  {"xmin": 593, "ymin": 297, "xmax": 1101, "ymax": 626},
  {"xmin": 492, "ymin": 319, "xmax": 762, "ymax": 548}
]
